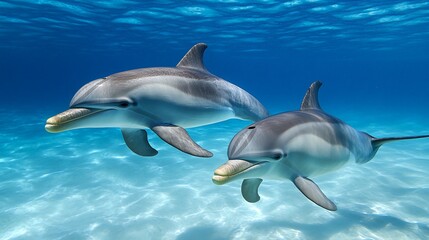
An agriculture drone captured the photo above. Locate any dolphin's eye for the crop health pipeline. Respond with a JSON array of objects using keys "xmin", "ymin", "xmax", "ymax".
[
  {"xmin": 119, "ymin": 101, "xmax": 130, "ymax": 108},
  {"xmin": 248, "ymin": 126, "xmax": 255, "ymax": 129},
  {"xmin": 116, "ymin": 98, "xmax": 135, "ymax": 108},
  {"xmin": 272, "ymin": 152, "xmax": 284, "ymax": 160}
]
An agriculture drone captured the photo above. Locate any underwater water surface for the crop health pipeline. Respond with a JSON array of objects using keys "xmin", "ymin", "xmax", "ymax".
[{"xmin": 1, "ymin": 0, "xmax": 429, "ymax": 240}]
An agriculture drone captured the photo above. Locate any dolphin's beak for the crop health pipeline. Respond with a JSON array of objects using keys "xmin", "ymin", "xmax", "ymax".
[
  {"xmin": 45, "ymin": 108, "xmax": 104, "ymax": 133},
  {"xmin": 212, "ymin": 159, "xmax": 266, "ymax": 185}
]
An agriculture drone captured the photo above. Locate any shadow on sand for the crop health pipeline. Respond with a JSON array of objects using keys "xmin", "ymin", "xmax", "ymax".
[{"xmin": 176, "ymin": 209, "xmax": 429, "ymax": 239}]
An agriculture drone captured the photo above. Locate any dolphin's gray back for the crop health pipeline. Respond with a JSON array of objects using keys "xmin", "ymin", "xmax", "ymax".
[
  {"xmin": 71, "ymin": 42, "xmax": 268, "ymax": 122},
  {"xmin": 85, "ymin": 67, "xmax": 268, "ymax": 121},
  {"xmin": 143, "ymin": 67, "xmax": 269, "ymax": 121},
  {"xmin": 231, "ymin": 110, "xmax": 372, "ymax": 160},
  {"xmin": 109, "ymin": 67, "xmax": 215, "ymax": 82}
]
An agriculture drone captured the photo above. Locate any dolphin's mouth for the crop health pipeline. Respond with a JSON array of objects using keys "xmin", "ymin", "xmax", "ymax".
[
  {"xmin": 212, "ymin": 159, "xmax": 266, "ymax": 185},
  {"xmin": 45, "ymin": 108, "xmax": 104, "ymax": 133}
]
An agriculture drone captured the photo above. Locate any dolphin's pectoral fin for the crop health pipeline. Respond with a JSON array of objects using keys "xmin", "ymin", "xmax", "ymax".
[
  {"xmin": 151, "ymin": 125, "xmax": 213, "ymax": 158},
  {"xmin": 241, "ymin": 178, "xmax": 263, "ymax": 203},
  {"xmin": 293, "ymin": 176, "xmax": 337, "ymax": 211},
  {"xmin": 121, "ymin": 129, "xmax": 158, "ymax": 157}
]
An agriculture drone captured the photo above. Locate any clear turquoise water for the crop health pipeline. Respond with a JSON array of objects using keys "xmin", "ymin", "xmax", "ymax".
[
  {"xmin": 1, "ymin": 107, "xmax": 429, "ymax": 239},
  {"xmin": 1, "ymin": 1, "xmax": 429, "ymax": 239}
]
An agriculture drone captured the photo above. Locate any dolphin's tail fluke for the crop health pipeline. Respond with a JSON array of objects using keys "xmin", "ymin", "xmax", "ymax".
[
  {"xmin": 360, "ymin": 134, "xmax": 429, "ymax": 164},
  {"xmin": 371, "ymin": 134, "xmax": 429, "ymax": 148}
]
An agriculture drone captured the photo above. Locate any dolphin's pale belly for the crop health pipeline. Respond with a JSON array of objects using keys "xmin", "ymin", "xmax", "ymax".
[
  {"xmin": 279, "ymin": 122, "xmax": 365, "ymax": 177},
  {"xmin": 145, "ymin": 98, "xmax": 236, "ymax": 128},
  {"xmin": 132, "ymin": 80, "xmax": 236, "ymax": 127},
  {"xmin": 285, "ymin": 133, "xmax": 354, "ymax": 177}
]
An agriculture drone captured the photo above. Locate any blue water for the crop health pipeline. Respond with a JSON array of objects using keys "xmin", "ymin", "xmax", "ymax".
[{"xmin": 1, "ymin": 1, "xmax": 429, "ymax": 239}]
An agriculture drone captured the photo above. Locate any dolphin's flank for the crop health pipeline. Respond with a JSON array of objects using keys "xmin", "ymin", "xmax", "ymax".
[
  {"xmin": 213, "ymin": 81, "xmax": 429, "ymax": 211},
  {"xmin": 45, "ymin": 43, "xmax": 268, "ymax": 158}
]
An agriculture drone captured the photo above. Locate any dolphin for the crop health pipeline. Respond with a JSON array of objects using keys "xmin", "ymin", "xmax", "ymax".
[
  {"xmin": 45, "ymin": 43, "xmax": 268, "ymax": 158},
  {"xmin": 212, "ymin": 81, "xmax": 429, "ymax": 211}
]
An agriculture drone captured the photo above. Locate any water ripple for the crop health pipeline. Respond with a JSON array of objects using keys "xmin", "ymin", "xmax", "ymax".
[{"xmin": 1, "ymin": 0, "xmax": 428, "ymax": 53}]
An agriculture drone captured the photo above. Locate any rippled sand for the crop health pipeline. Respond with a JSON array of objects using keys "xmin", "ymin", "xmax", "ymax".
[{"xmin": 1, "ymin": 108, "xmax": 428, "ymax": 240}]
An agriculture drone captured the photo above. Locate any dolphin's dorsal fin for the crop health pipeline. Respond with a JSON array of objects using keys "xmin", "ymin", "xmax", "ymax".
[
  {"xmin": 176, "ymin": 43, "xmax": 208, "ymax": 71},
  {"xmin": 301, "ymin": 81, "xmax": 322, "ymax": 111}
]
